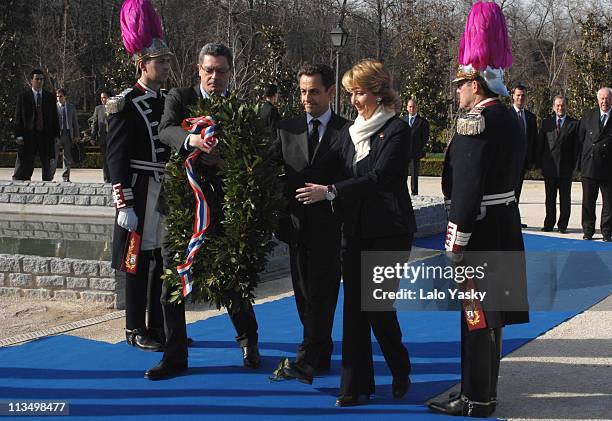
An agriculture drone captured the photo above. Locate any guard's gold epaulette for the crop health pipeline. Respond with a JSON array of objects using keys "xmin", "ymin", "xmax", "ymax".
[
  {"xmin": 457, "ymin": 106, "xmax": 486, "ymax": 136},
  {"xmin": 105, "ymin": 88, "xmax": 133, "ymax": 114}
]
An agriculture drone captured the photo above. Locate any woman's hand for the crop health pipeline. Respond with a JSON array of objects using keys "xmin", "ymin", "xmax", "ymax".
[{"xmin": 296, "ymin": 183, "xmax": 327, "ymax": 205}]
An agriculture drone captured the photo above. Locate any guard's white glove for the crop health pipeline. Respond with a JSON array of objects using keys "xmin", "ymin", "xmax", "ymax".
[{"xmin": 117, "ymin": 208, "xmax": 138, "ymax": 232}]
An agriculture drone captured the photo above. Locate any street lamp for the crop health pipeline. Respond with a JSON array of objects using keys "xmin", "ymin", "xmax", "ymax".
[{"xmin": 330, "ymin": 23, "xmax": 348, "ymax": 113}]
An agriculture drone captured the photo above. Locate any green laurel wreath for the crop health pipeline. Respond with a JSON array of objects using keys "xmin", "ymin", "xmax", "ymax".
[{"xmin": 162, "ymin": 95, "xmax": 282, "ymax": 311}]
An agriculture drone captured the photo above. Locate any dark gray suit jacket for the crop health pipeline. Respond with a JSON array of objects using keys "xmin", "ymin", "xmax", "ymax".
[
  {"xmin": 57, "ymin": 102, "xmax": 80, "ymax": 141},
  {"xmin": 537, "ymin": 116, "xmax": 579, "ymax": 179},
  {"xmin": 91, "ymin": 104, "xmax": 108, "ymax": 145},
  {"xmin": 274, "ymin": 112, "xmax": 348, "ymax": 244},
  {"xmin": 159, "ymin": 84, "xmax": 202, "ymax": 153},
  {"xmin": 403, "ymin": 114, "xmax": 429, "ymax": 159}
]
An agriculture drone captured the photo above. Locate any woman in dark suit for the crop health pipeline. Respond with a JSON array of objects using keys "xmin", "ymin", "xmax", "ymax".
[{"xmin": 296, "ymin": 59, "xmax": 416, "ymax": 406}]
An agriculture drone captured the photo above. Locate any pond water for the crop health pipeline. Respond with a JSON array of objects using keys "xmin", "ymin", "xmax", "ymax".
[{"xmin": 0, "ymin": 215, "xmax": 114, "ymax": 261}]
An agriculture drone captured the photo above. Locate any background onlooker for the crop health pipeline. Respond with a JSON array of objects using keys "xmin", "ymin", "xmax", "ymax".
[
  {"xmin": 12, "ymin": 69, "xmax": 60, "ymax": 181},
  {"xmin": 53, "ymin": 88, "xmax": 80, "ymax": 182},
  {"xmin": 402, "ymin": 99, "xmax": 429, "ymax": 196},
  {"xmin": 510, "ymin": 85, "xmax": 538, "ymax": 207},
  {"xmin": 91, "ymin": 90, "xmax": 111, "ymax": 183},
  {"xmin": 536, "ymin": 95, "xmax": 580, "ymax": 233},
  {"xmin": 259, "ymin": 83, "xmax": 281, "ymax": 138},
  {"xmin": 578, "ymin": 87, "xmax": 612, "ymax": 241}
]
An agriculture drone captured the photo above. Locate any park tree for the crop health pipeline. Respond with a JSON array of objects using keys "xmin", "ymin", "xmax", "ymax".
[
  {"xmin": 567, "ymin": 13, "xmax": 612, "ymax": 117},
  {"xmin": 0, "ymin": 0, "xmax": 31, "ymax": 148}
]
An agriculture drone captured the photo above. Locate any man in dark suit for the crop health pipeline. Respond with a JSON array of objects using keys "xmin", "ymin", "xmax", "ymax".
[
  {"xmin": 402, "ymin": 99, "xmax": 429, "ymax": 195},
  {"xmin": 578, "ymin": 87, "xmax": 612, "ymax": 241},
  {"xmin": 91, "ymin": 90, "xmax": 111, "ymax": 183},
  {"xmin": 13, "ymin": 69, "xmax": 60, "ymax": 181},
  {"xmin": 273, "ymin": 63, "xmax": 348, "ymax": 384},
  {"xmin": 151, "ymin": 43, "xmax": 261, "ymax": 380},
  {"xmin": 536, "ymin": 95, "xmax": 580, "ymax": 233},
  {"xmin": 511, "ymin": 85, "xmax": 537, "ymax": 227},
  {"xmin": 53, "ymin": 88, "xmax": 80, "ymax": 182},
  {"xmin": 259, "ymin": 83, "xmax": 281, "ymax": 139}
]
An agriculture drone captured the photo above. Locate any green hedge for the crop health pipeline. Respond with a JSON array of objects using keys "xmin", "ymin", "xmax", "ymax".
[{"xmin": 0, "ymin": 151, "xmax": 581, "ymax": 182}]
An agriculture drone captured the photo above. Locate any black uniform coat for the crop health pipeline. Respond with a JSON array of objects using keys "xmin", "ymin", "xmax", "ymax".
[
  {"xmin": 443, "ymin": 101, "xmax": 529, "ymax": 327},
  {"xmin": 578, "ymin": 108, "xmax": 612, "ymax": 181},
  {"xmin": 14, "ymin": 89, "xmax": 60, "ymax": 160},
  {"xmin": 106, "ymin": 83, "xmax": 170, "ymax": 268},
  {"xmin": 336, "ymin": 116, "xmax": 417, "ymax": 238},
  {"xmin": 537, "ymin": 116, "xmax": 580, "ymax": 179}
]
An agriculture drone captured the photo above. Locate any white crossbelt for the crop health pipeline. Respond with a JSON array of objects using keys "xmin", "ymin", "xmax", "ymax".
[{"xmin": 444, "ymin": 190, "xmax": 515, "ymax": 209}]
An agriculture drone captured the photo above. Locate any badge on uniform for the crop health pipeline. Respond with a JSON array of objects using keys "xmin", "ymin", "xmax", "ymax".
[
  {"xmin": 457, "ymin": 106, "xmax": 486, "ymax": 136},
  {"xmin": 121, "ymin": 231, "xmax": 141, "ymax": 274},
  {"xmin": 462, "ymin": 277, "xmax": 488, "ymax": 330}
]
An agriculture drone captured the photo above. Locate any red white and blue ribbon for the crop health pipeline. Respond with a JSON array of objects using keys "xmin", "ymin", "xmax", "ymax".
[{"xmin": 176, "ymin": 116, "xmax": 219, "ymax": 297}]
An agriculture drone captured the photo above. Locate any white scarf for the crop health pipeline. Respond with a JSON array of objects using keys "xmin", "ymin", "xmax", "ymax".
[{"xmin": 349, "ymin": 106, "xmax": 397, "ymax": 165}]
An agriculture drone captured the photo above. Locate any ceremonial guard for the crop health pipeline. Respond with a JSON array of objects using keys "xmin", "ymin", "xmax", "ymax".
[
  {"xmin": 106, "ymin": 0, "xmax": 174, "ymax": 352},
  {"xmin": 428, "ymin": 2, "xmax": 529, "ymax": 417}
]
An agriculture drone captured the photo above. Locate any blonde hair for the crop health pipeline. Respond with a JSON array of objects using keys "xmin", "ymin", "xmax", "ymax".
[{"xmin": 342, "ymin": 59, "xmax": 401, "ymax": 112}]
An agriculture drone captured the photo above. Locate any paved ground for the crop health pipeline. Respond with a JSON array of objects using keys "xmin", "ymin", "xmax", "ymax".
[{"xmin": 1, "ymin": 169, "xmax": 611, "ymax": 420}]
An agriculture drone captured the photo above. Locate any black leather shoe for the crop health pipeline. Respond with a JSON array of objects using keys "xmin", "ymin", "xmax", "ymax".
[
  {"xmin": 583, "ymin": 234, "xmax": 593, "ymax": 240},
  {"xmin": 428, "ymin": 396, "xmax": 463, "ymax": 415},
  {"xmin": 242, "ymin": 345, "xmax": 261, "ymax": 368},
  {"xmin": 315, "ymin": 359, "xmax": 331, "ymax": 372},
  {"xmin": 603, "ymin": 236, "xmax": 612, "ymax": 242},
  {"xmin": 145, "ymin": 360, "xmax": 187, "ymax": 380},
  {"xmin": 541, "ymin": 226, "xmax": 553, "ymax": 232},
  {"xmin": 392, "ymin": 376, "xmax": 411, "ymax": 398},
  {"xmin": 335, "ymin": 394, "xmax": 370, "ymax": 407},
  {"xmin": 428, "ymin": 395, "xmax": 496, "ymax": 417},
  {"xmin": 521, "ymin": 223, "xmax": 528, "ymax": 228},
  {"xmin": 126, "ymin": 329, "xmax": 163, "ymax": 352},
  {"xmin": 558, "ymin": 228, "xmax": 567, "ymax": 234},
  {"xmin": 282, "ymin": 361, "xmax": 314, "ymax": 384}
]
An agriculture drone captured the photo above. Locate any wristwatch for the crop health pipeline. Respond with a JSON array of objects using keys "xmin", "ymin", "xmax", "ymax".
[{"xmin": 325, "ymin": 185, "xmax": 337, "ymax": 201}]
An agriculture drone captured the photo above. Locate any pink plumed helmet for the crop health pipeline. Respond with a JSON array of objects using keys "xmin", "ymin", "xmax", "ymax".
[
  {"xmin": 454, "ymin": 1, "xmax": 512, "ymax": 96},
  {"xmin": 120, "ymin": 0, "xmax": 173, "ymax": 63}
]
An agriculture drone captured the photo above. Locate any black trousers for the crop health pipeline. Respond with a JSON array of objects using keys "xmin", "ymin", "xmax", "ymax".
[
  {"xmin": 13, "ymin": 131, "xmax": 53, "ymax": 181},
  {"xmin": 100, "ymin": 141, "xmax": 110, "ymax": 183},
  {"xmin": 289, "ymin": 227, "xmax": 341, "ymax": 369},
  {"xmin": 123, "ymin": 249, "xmax": 164, "ymax": 331},
  {"xmin": 409, "ymin": 158, "xmax": 420, "ymax": 196},
  {"xmin": 339, "ymin": 233, "xmax": 412, "ymax": 396},
  {"xmin": 460, "ymin": 311, "xmax": 502, "ymax": 404},
  {"xmin": 543, "ymin": 177, "xmax": 572, "ymax": 230},
  {"xmin": 159, "ymin": 229, "xmax": 259, "ymax": 364},
  {"xmin": 581, "ymin": 177, "xmax": 612, "ymax": 237},
  {"xmin": 515, "ymin": 166, "xmax": 527, "ymax": 203}
]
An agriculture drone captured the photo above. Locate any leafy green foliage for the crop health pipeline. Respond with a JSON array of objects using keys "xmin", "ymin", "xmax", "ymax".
[
  {"xmin": 162, "ymin": 95, "xmax": 282, "ymax": 311},
  {"xmin": 251, "ymin": 25, "xmax": 301, "ymax": 118},
  {"xmin": 0, "ymin": 0, "xmax": 31, "ymax": 149},
  {"xmin": 567, "ymin": 13, "xmax": 612, "ymax": 118},
  {"xmin": 399, "ymin": 13, "xmax": 451, "ymax": 154}
]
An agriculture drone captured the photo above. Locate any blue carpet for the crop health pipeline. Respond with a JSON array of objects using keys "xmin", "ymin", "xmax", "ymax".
[{"xmin": 0, "ymin": 233, "xmax": 610, "ymax": 420}]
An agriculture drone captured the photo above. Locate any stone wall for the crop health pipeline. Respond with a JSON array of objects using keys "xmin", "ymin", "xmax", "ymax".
[
  {"xmin": 0, "ymin": 180, "xmax": 113, "ymax": 207},
  {"xmin": 0, "ymin": 254, "xmax": 122, "ymax": 309},
  {"xmin": 0, "ymin": 180, "xmax": 446, "ymax": 308},
  {"xmin": 0, "ymin": 219, "xmax": 112, "ymax": 242}
]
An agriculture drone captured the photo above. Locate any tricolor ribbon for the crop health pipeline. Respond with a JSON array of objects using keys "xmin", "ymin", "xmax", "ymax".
[{"xmin": 176, "ymin": 116, "xmax": 219, "ymax": 296}]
